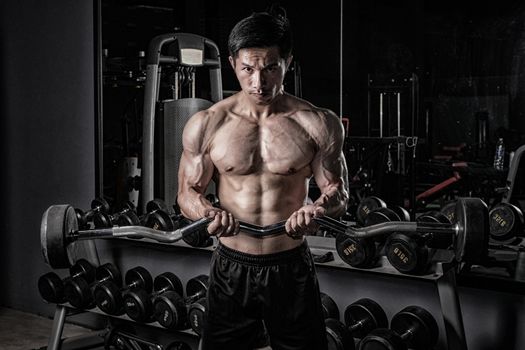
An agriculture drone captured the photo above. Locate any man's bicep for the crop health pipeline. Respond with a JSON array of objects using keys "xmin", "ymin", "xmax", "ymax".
[
  {"xmin": 178, "ymin": 149, "xmax": 214, "ymax": 195},
  {"xmin": 313, "ymin": 150, "xmax": 348, "ymax": 191}
]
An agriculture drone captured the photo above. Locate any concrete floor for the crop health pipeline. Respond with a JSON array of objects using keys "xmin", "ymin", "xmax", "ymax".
[
  {"xmin": 0, "ymin": 307, "xmax": 274, "ymax": 350},
  {"xmin": 0, "ymin": 307, "xmax": 93, "ymax": 350}
]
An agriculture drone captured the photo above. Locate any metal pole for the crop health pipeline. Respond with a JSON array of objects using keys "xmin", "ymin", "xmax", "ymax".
[
  {"xmin": 47, "ymin": 305, "xmax": 67, "ymax": 350},
  {"xmin": 93, "ymin": 0, "xmax": 103, "ymax": 199},
  {"xmin": 379, "ymin": 93, "xmax": 384, "ymax": 138},
  {"xmin": 436, "ymin": 263, "xmax": 469, "ymax": 350},
  {"xmin": 141, "ymin": 64, "xmax": 160, "ymax": 212},
  {"xmin": 397, "ymin": 92, "xmax": 401, "ymax": 173}
]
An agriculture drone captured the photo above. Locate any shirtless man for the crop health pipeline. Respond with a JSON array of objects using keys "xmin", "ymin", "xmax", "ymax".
[{"xmin": 177, "ymin": 9, "xmax": 349, "ymax": 350}]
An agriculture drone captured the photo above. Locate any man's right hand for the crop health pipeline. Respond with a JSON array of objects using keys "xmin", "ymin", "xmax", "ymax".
[{"xmin": 205, "ymin": 208, "xmax": 239, "ymax": 237}]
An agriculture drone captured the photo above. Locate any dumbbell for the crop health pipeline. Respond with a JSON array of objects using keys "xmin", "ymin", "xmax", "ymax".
[
  {"xmin": 92, "ymin": 202, "xmax": 135, "ymax": 229},
  {"xmin": 359, "ymin": 305, "xmax": 438, "ymax": 350},
  {"xmin": 38, "ymin": 259, "xmax": 96, "ymax": 304},
  {"xmin": 154, "ymin": 275, "xmax": 209, "ymax": 331},
  {"xmin": 325, "ymin": 298, "xmax": 388, "ymax": 350},
  {"xmin": 489, "ymin": 202, "xmax": 524, "ymax": 243},
  {"xmin": 187, "ymin": 297, "xmax": 206, "ymax": 336},
  {"xmin": 94, "ymin": 266, "xmax": 152, "ymax": 315},
  {"xmin": 321, "ymin": 292, "xmax": 340, "ymax": 320},
  {"xmin": 385, "ymin": 211, "xmax": 452, "ymax": 275},
  {"xmin": 356, "ymin": 196, "xmax": 387, "ymax": 226},
  {"xmin": 117, "ymin": 199, "xmax": 175, "ymax": 230},
  {"xmin": 63, "ymin": 263, "xmax": 121, "ymax": 309},
  {"xmin": 440, "ymin": 201, "xmax": 456, "ymax": 223},
  {"xmin": 74, "ymin": 198, "xmax": 110, "ymax": 229},
  {"xmin": 178, "ymin": 287, "xmax": 336, "ymax": 336},
  {"xmin": 123, "ymin": 272, "xmax": 184, "ymax": 323},
  {"xmin": 337, "ymin": 206, "xmax": 407, "ymax": 268}
]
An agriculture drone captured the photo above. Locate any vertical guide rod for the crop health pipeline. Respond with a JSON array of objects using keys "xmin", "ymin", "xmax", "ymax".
[
  {"xmin": 397, "ymin": 92, "xmax": 401, "ymax": 173},
  {"xmin": 94, "ymin": 0, "xmax": 104, "ymax": 198},
  {"xmin": 379, "ymin": 93, "xmax": 384, "ymax": 138}
]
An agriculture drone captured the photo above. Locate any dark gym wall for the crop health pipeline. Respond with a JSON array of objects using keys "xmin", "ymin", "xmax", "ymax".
[{"xmin": 0, "ymin": 0, "xmax": 96, "ymax": 315}]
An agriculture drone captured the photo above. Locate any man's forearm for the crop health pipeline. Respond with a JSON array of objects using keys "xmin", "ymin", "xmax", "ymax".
[
  {"xmin": 178, "ymin": 189, "xmax": 215, "ymax": 220},
  {"xmin": 313, "ymin": 183, "xmax": 348, "ymax": 218}
]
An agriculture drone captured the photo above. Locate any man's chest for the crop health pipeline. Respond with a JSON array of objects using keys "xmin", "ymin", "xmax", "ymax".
[{"xmin": 209, "ymin": 118, "xmax": 316, "ymax": 175}]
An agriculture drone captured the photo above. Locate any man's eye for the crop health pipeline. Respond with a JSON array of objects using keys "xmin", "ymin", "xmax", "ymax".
[{"xmin": 242, "ymin": 67, "xmax": 252, "ymax": 73}]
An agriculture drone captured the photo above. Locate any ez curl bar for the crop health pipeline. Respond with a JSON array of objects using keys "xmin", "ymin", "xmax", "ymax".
[{"xmin": 41, "ymin": 198, "xmax": 488, "ymax": 269}]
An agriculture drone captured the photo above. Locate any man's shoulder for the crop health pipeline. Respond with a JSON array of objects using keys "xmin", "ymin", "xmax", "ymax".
[
  {"xmin": 188, "ymin": 97, "xmax": 233, "ymax": 124},
  {"xmin": 289, "ymin": 102, "xmax": 338, "ymax": 128},
  {"xmin": 284, "ymin": 97, "xmax": 343, "ymax": 145}
]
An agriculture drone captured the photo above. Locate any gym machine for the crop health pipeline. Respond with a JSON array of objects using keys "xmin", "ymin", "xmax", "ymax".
[{"xmin": 141, "ymin": 33, "xmax": 223, "ymax": 212}]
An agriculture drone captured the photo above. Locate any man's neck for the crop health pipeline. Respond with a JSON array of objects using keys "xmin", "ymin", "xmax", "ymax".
[{"xmin": 238, "ymin": 91, "xmax": 286, "ymax": 121}]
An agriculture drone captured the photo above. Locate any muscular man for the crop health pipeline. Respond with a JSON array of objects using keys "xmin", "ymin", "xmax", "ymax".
[{"xmin": 177, "ymin": 9, "xmax": 349, "ymax": 350}]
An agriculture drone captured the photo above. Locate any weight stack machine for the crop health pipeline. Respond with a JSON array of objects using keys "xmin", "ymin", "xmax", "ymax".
[
  {"xmin": 362, "ymin": 73, "xmax": 420, "ymax": 212},
  {"xmin": 141, "ymin": 33, "xmax": 223, "ymax": 212}
]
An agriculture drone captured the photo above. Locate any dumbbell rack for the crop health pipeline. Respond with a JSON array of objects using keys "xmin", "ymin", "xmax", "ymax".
[
  {"xmin": 43, "ymin": 237, "xmax": 213, "ymax": 350},
  {"xmin": 46, "ymin": 302, "xmax": 200, "ymax": 350},
  {"xmin": 308, "ymin": 235, "xmax": 469, "ymax": 350},
  {"xmin": 44, "ymin": 235, "xmax": 468, "ymax": 350}
]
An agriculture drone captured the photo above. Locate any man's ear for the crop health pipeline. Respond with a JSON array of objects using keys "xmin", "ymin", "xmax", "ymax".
[
  {"xmin": 285, "ymin": 55, "xmax": 293, "ymax": 71},
  {"xmin": 229, "ymin": 55, "xmax": 235, "ymax": 69}
]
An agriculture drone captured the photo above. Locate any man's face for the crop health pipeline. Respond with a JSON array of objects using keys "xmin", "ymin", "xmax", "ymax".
[{"xmin": 229, "ymin": 46, "xmax": 291, "ymax": 105}]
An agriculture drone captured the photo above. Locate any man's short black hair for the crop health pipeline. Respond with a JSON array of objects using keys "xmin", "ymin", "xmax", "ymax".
[{"xmin": 228, "ymin": 8, "xmax": 292, "ymax": 59}]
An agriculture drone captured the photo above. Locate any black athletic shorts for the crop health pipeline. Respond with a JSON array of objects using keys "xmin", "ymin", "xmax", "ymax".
[{"xmin": 201, "ymin": 241, "xmax": 328, "ymax": 350}]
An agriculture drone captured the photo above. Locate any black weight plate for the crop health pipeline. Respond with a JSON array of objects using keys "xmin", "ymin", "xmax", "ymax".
[
  {"xmin": 454, "ymin": 197, "xmax": 489, "ymax": 264},
  {"xmin": 38, "ymin": 272, "xmax": 64, "ymax": 304},
  {"xmin": 364, "ymin": 207, "xmax": 400, "ymax": 226},
  {"xmin": 146, "ymin": 198, "xmax": 169, "ymax": 213},
  {"xmin": 123, "ymin": 288, "xmax": 152, "ymax": 322},
  {"xmin": 325, "ymin": 318, "xmax": 355, "ymax": 350},
  {"xmin": 94, "ymin": 281, "xmax": 124, "ymax": 315},
  {"xmin": 359, "ymin": 328, "xmax": 406, "ymax": 350},
  {"xmin": 356, "ymin": 197, "xmax": 387, "ymax": 226},
  {"xmin": 385, "ymin": 234, "xmax": 425, "ymax": 274},
  {"xmin": 145, "ymin": 210, "xmax": 174, "ymax": 231},
  {"xmin": 64, "ymin": 277, "xmax": 92, "ymax": 309},
  {"xmin": 489, "ymin": 202, "xmax": 524, "ymax": 242},
  {"xmin": 440, "ymin": 201, "xmax": 456, "ymax": 223},
  {"xmin": 391, "ymin": 305, "xmax": 438, "ymax": 350},
  {"xmin": 344, "ymin": 298, "xmax": 388, "ymax": 339},
  {"xmin": 93, "ymin": 212, "xmax": 112, "ymax": 228},
  {"xmin": 119, "ymin": 210, "xmax": 140, "ymax": 226},
  {"xmin": 154, "ymin": 272, "xmax": 183, "ymax": 296},
  {"xmin": 391, "ymin": 205, "xmax": 411, "ymax": 222},
  {"xmin": 70, "ymin": 259, "xmax": 96, "ymax": 282},
  {"xmin": 417, "ymin": 210, "xmax": 451, "ymax": 224},
  {"xmin": 188, "ymin": 298, "xmax": 207, "ymax": 336},
  {"xmin": 125, "ymin": 267, "xmax": 153, "ymax": 293},
  {"xmin": 97, "ymin": 263, "xmax": 122, "ymax": 287},
  {"xmin": 41, "ymin": 205, "xmax": 77, "ymax": 269},
  {"xmin": 91, "ymin": 198, "xmax": 110, "ymax": 212},
  {"xmin": 186, "ymin": 275, "xmax": 209, "ymax": 300},
  {"xmin": 321, "ymin": 292, "xmax": 340, "ymax": 320},
  {"xmin": 154, "ymin": 291, "xmax": 187, "ymax": 329},
  {"xmin": 336, "ymin": 235, "xmax": 377, "ymax": 268}
]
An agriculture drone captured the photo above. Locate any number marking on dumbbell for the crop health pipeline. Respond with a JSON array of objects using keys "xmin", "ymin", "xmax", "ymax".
[{"xmin": 393, "ymin": 247, "xmax": 409, "ymax": 264}]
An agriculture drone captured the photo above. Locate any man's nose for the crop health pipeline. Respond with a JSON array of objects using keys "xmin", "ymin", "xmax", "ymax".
[{"xmin": 251, "ymin": 71, "xmax": 265, "ymax": 90}]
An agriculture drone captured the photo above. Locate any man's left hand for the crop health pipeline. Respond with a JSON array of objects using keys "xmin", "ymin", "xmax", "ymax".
[{"xmin": 285, "ymin": 205, "xmax": 325, "ymax": 239}]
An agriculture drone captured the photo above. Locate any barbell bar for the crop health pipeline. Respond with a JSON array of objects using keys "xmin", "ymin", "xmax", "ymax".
[{"xmin": 41, "ymin": 197, "xmax": 488, "ymax": 269}]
